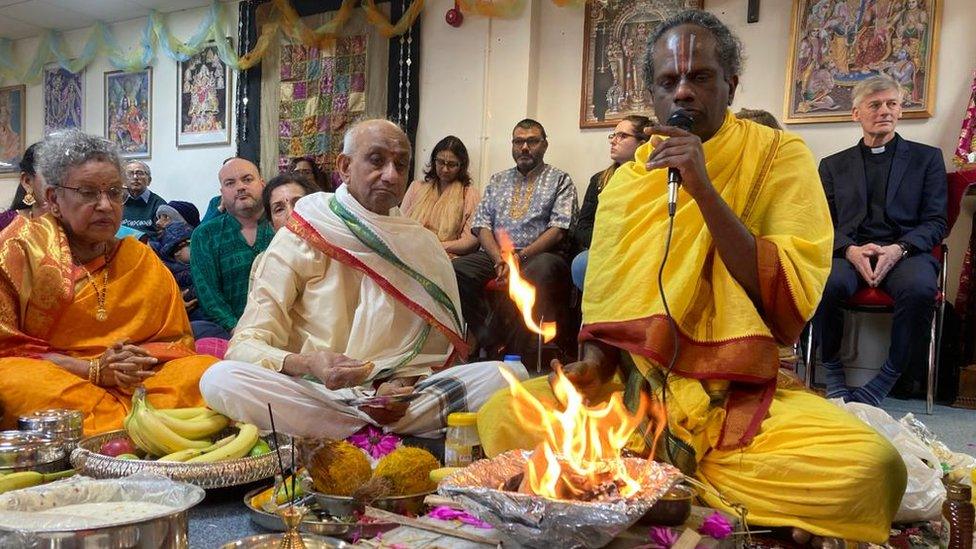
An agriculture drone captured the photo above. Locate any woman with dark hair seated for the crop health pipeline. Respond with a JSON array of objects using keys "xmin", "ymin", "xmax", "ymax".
[
  {"xmin": 263, "ymin": 172, "xmax": 320, "ymax": 232},
  {"xmin": 0, "ymin": 130, "xmax": 217, "ymax": 434},
  {"xmin": 571, "ymin": 115, "xmax": 652, "ymax": 289},
  {"xmin": 290, "ymin": 156, "xmax": 333, "ymax": 192},
  {"xmin": 0, "ymin": 142, "xmax": 46, "ymax": 231},
  {"xmin": 400, "ymin": 135, "xmax": 480, "ymax": 258}
]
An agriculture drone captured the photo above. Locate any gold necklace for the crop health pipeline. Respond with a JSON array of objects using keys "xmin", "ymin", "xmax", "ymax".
[
  {"xmin": 78, "ymin": 259, "xmax": 109, "ymax": 322},
  {"xmin": 508, "ymin": 173, "xmax": 538, "ymax": 220}
]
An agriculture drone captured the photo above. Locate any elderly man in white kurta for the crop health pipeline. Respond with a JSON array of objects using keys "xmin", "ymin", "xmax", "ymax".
[{"xmin": 200, "ymin": 120, "xmax": 528, "ymax": 439}]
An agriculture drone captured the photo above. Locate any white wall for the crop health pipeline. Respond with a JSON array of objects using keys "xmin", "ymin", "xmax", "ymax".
[
  {"xmin": 414, "ymin": 0, "xmax": 976, "ymax": 300},
  {"xmin": 1, "ymin": 4, "xmax": 240, "ymax": 214}
]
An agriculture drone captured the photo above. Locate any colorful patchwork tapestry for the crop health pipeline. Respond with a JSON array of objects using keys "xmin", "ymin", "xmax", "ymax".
[{"xmin": 278, "ymin": 34, "xmax": 370, "ymax": 175}]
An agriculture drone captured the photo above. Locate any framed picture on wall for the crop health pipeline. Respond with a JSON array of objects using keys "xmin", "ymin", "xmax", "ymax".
[
  {"xmin": 783, "ymin": 0, "xmax": 941, "ymax": 124},
  {"xmin": 580, "ymin": 0, "xmax": 702, "ymax": 128},
  {"xmin": 0, "ymin": 85, "xmax": 26, "ymax": 177},
  {"xmin": 177, "ymin": 43, "xmax": 232, "ymax": 147},
  {"xmin": 105, "ymin": 68, "xmax": 152, "ymax": 159},
  {"xmin": 44, "ymin": 65, "xmax": 84, "ymax": 133}
]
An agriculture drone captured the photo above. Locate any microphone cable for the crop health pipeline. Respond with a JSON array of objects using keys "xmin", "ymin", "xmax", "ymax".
[{"xmin": 657, "ymin": 192, "xmax": 680, "ymax": 468}]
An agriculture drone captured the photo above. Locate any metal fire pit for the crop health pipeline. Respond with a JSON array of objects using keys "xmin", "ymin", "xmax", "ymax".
[{"xmin": 438, "ymin": 450, "xmax": 682, "ymax": 549}]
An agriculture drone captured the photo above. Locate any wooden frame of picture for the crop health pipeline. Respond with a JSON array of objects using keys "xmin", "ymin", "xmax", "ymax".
[
  {"xmin": 579, "ymin": 0, "xmax": 702, "ymax": 128},
  {"xmin": 176, "ymin": 42, "xmax": 232, "ymax": 148},
  {"xmin": 783, "ymin": 0, "xmax": 942, "ymax": 124},
  {"xmin": 43, "ymin": 64, "xmax": 84, "ymax": 133},
  {"xmin": 0, "ymin": 84, "xmax": 26, "ymax": 177},
  {"xmin": 104, "ymin": 68, "xmax": 152, "ymax": 159}
]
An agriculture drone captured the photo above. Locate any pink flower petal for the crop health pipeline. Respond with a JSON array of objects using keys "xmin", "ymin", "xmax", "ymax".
[
  {"xmin": 698, "ymin": 512, "xmax": 733, "ymax": 539},
  {"xmin": 649, "ymin": 526, "xmax": 679, "ymax": 548}
]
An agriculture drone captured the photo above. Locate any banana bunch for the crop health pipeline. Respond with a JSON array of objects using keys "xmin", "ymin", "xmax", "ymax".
[
  {"xmin": 124, "ymin": 387, "xmax": 229, "ymax": 457},
  {"xmin": 0, "ymin": 470, "xmax": 75, "ymax": 494}
]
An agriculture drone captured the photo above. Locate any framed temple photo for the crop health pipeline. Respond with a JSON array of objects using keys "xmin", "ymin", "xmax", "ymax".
[
  {"xmin": 0, "ymin": 85, "xmax": 26, "ymax": 176},
  {"xmin": 44, "ymin": 65, "xmax": 83, "ymax": 133},
  {"xmin": 579, "ymin": 0, "xmax": 702, "ymax": 128},
  {"xmin": 105, "ymin": 68, "xmax": 152, "ymax": 159},
  {"xmin": 177, "ymin": 43, "xmax": 232, "ymax": 147},
  {"xmin": 783, "ymin": 0, "xmax": 942, "ymax": 124}
]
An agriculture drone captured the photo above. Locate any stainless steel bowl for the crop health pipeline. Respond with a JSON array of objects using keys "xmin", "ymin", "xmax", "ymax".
[
  {"xmin": 0, "ymin": 431, "xmax": 65, "ymax": 474},
  {"xmin": 18, "ymin": 409, "xmax": 84, "ymax": 435},
  {"xmin": 243, "ymin": 486, "xmax": 398, "ymax": 540},
  {"xmin": 0, "ymin": 475, "xmax": 204, "ymax": 549},
  {"xmin": 71, "ymin": 430, "xmax": 291, "ymax": 489}
]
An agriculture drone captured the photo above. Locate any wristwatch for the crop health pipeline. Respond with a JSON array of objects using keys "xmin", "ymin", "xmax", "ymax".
[{"xmin": 895, "ymin": 242, "xmax": 910, "ymax": 258}]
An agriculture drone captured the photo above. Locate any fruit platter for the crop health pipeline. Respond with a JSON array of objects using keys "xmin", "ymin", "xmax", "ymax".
[{"xmin": 70, "ymin": 388, "xmax": 289, "ymax": 489}]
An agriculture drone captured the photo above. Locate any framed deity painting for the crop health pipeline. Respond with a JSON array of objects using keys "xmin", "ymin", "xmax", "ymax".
[
  {"xmin": 43, "ymin": 65, "xmax": 83, "ymax": 133},
  {"xmin": 784, "ymin": 0, "xmax": 941, "ymax": 124},
  {"xmin": 0, "ymin": 85, "xmax": 26, "ymax": 176},
  {"xmin": 105, "ymin": 68, "xmax": 152, "ymax": 158},
  {"xmin": 177, "ymin": 43, "xmax": 232, "ymax": 147},
  {"xmin": 580, "ymin": 0, "xmax": 702, "ymax": 128}
]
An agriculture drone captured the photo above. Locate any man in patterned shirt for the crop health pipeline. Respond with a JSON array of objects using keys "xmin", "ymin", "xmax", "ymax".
[
  {"xmin": 453, "ymin": 119, "xmax": 578, "ymax": 356},
  {"xmin": 190, "ymin": 158, "xmax": 274, "ymax": 339}
]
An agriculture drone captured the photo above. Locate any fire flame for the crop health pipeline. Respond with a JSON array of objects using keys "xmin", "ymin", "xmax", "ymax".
[
  {"xmin": 497, "ymin": 232, "xmax": 557, "ymax": 343},
  {"xmin": 499, "ymin": 366, "xmax": 659, "ymax": 500}
]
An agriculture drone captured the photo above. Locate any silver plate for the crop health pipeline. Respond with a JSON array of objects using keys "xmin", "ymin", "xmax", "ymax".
[
  {"xmin": 243, "ymin": 486, "xmax": 398, "ymax": 540},
  {"xmin": 70, "ymin": 430, "xmax": 291, "ymax": 489},
  {"xmin": 220, "ymin": 533, "xmax": 349, "ymax": 548},
  {"xmin": 0, "ymin": 431, "xmax": 64, "ymax": 474}
]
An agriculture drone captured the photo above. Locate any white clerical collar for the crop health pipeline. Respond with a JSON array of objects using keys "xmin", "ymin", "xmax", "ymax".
[{"xmin": 870, "ymin": 145, "xmax": 886, "ymax": 154}]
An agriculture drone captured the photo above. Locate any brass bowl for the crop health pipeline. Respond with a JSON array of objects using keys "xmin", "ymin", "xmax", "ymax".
[
  {"xmin": 243, "ymin": 486, "xmax": 398, "ymax": 540},
  {"xmin": 220, "ymin": 533, "xmax": 348, "ymax": 548},
  {"xmin": 70, "ymin": 429, "xmax": 290, "ymax": 489},
  {"xmin": 309, "ymin": 489, "xmax": 433, "ymax": 518},
  {"xmin": 639, "ymin": 483, "xmax": 695, "ymax": 526}
]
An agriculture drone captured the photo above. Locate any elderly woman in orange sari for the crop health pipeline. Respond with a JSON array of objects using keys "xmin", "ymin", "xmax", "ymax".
[{"xmin": 0, "ymin": 130, "xmax": 217, "ymax": 434}]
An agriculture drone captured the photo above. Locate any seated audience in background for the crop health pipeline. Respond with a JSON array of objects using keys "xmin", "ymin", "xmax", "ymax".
[
  {"xmin": 401, "ymin": 135, "xmax": 480, "ymax": 258},
  {"xmin": 248, "ymin": 173, "xmax": 319, "ymax": 287},
  {"xmin": 121, "ymin": 160, "xmax": 166, "ymax": 237},
  {"xmin": 290, "ymin": 156, "xmax": 333, "ymax": 192},
  {"xmin": 155, "ymin": 221, "xmax": 200, "ymax": 316},
  {"xmin": 0, "ymin": 130, "xmax": 216, "ymax": 434},
  {"xmin": 815, "ymin": 74, "xmax": 947, "ymax": 405},
  {"xmin": 0, "ymin": 142, "xmax": 46, "ymax": 231},
  {"xmin": 156, "ymin": 200, "xmax": 201, "ymax": 231},
  {"xmin": 571, "ymin": 115, "xmax": 651, "ymax": 289},
  {"xmin": 734, "ymin": 107, "xmax": 783, "ymax": 129},
  {"xmin": 479, "ymin": 11, "xmax": 904, "ymax": 544},
  {"xmin": 454, "ymin": 119, "xmax": 578, "ymax": 356},
  {"xmin": 191, "ymin": 158, "xmax": 273, "ymax": 339},
  {"xmin": 200, "ymin": 119, "xmax": 527, "ymax": 439}
]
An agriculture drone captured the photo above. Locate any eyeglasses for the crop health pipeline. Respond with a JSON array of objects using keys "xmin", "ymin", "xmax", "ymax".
[
  {"xmin": 434, "ymin": 158, "xmax": 460, "ymax": 169},
  {"xmin": 58, "ymin": 185, "xmax": 129, "ymax": 205},
  {"xmin": 512, "ymin": 137, "xmax": 544, "ymax": 148},
  {"xmin": 608, "ymin": 131, "xmax": 640, "ymax": 142},
  {"xmin": 126, "ymin": 170, "xmax": 150, "ymax": 178}
]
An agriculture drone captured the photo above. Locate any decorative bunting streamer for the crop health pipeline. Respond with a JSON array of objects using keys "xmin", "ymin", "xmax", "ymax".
[{"xmin": 0, "ymin": 0, "xmax": 586, "ymax": 85}]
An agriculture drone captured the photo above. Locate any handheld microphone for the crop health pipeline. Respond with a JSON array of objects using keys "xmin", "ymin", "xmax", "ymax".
[{"xmin": 665, "ymin": 109, "xmax": 695, "ymax": 217}]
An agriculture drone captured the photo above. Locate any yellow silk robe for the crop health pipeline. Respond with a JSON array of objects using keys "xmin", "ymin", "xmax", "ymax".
[
  {"xmin": 478, "ymin": 113, "xmax": 906, "ymax": 542},
  {"xmin": 0, "ymin": 214, "xmax": 216, "ymax": 434}
]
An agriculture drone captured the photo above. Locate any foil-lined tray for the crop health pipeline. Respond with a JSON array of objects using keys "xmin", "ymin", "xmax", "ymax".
[
  {"xmin": 70, "ymin": 430, "xmax": 291, "ymax": 489},
  {"xmin": 439, "ymin": 450, "xmax": 683, "ymax": 549}
]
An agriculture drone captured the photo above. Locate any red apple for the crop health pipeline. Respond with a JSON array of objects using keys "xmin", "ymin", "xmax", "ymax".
[{"xmin": 100, "ymin": 437, "xmax": 137, "ymax": 457}]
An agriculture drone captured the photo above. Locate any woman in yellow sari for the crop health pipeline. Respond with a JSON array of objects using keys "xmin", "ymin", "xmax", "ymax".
[{"xmin": 0, "ymin": 130, "xmax": 217, "ymax": 434}]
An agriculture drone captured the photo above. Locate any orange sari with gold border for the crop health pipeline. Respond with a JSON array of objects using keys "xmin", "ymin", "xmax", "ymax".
[{"xmin": 0, "ymin": 214, "xmax": 216, "ymax": 434}]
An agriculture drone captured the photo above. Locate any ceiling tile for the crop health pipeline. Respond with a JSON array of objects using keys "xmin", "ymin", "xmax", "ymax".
[
  {"xmin": 0, "ymin": 14, "xmax": 41, "ymax": 39},
  {"xmin": 0, "ymin": 0, "xmax": 93, "ymax": 31},
  {"xmin": 130, "ymin": 0, "xmax": 211, "ymax": 12},
  {"xmin": 44, "ymin": 0, "xmax": 147, "ymax": 23},
  {"xmin": 0, "ymin": 0, "xmax": 29, "ymax": 7}
]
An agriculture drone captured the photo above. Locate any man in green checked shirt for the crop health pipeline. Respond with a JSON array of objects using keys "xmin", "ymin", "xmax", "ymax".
[
  {"xmin": 190, "ymin": 158, "xmax": 274, "ymax": 339},
  {"xmin": 200, "ymin": 119, "xmax": 527, "ymax": 438}
]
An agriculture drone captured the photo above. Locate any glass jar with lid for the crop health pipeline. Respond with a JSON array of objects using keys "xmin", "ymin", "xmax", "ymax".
[{"xmin": 444, "ymin": 412, "xmax": 483, "ymax": 467}]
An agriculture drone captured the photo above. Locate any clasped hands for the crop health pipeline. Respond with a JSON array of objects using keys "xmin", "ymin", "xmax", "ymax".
[
  {"xmin": 96, "ymin": 341, "xmax": 160, "ymax": 390},
  {"xmin": 845, "ymin": 243, "xmax": 904, "ymax": 287},
  {"xmin": 284, "ymin": 350, "xmax": 412, "ymax": 425}
]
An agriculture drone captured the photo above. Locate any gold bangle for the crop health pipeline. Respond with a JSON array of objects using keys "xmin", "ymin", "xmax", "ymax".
[{"xmin": 88, "ymin": 359, "xmax": 98, "ymax": 385}]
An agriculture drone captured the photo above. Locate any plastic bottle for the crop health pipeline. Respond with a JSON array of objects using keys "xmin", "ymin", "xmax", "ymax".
[
  {"xmin": 444, "ymin": 412, "xmax": 482, "ymax": 467},
  {"xmin": 502, "ymin": 354, "xmax": 525, "ymax": 375},
  {"xmin": 940, "ymin": 482, "xmax": 974, "ymax": 549}
]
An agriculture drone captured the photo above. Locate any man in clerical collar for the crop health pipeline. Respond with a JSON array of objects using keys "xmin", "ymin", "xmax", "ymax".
[
  {"xmin": 453, "ymin": 118, "xmax": 578, "ymax": 357},
  {"xmin": 121, "ymin": 160, "xmax": 167, "ymax": 237},
  {"xmin": 816, "ymin": 73, "xmax": 947, "ymax": 405}
]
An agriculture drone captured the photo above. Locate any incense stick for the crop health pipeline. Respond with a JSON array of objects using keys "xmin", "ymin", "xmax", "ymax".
[
  {"xmin": 267, "ymin": 403, "xmax": 290, "ymax": 506},
  {"xmin": 537, "ymin": 316, "xmax": 544, "ymax": 373}
]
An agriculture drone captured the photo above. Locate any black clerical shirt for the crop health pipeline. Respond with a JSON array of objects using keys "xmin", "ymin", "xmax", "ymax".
[{"xmin": 855, "ymin": 135, "xmax": 899, "ymax": 245}]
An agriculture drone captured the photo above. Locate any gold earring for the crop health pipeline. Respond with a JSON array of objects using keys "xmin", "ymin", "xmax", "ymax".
[{"xmin": 22, "ymin": 191, "xmax": 35, "ymax": 207}]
